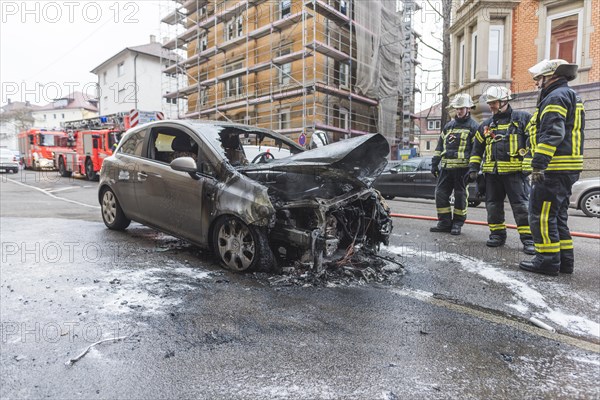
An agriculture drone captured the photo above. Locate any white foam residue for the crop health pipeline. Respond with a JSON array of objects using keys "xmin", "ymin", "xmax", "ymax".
[
  {"xmin": 384, "ymin": 245, "xmax": 600, "ymax": 339},
  {"xmin": 543, "ymin": 309, "xmax": 600, "ymax": 338}
]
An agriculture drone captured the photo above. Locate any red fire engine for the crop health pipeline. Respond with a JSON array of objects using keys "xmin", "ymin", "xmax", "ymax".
[
  {"xmin": 53, "ymin": 110, "xmax": 164, "ymax": 180},
  {"xmin": 17, "ymin": 128, "xmax": 70, "ymax": 170}
]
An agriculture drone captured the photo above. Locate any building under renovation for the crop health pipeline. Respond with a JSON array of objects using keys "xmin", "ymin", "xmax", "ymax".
[{"xmin": 161, "ymin": 0, "xmax": 408, "ymax": 151}]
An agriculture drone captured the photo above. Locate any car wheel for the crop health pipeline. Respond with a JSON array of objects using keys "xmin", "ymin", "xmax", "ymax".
[
  {"xmin": 580, "ymin": 190, "xmax": 600, "ymax": 218},
  {"xmin": 383, "ymin": 195, "xmax": 395, "ymax": 200},
  {"xmin": 212, "ymin": 215, "xmax": 274, "ymax": 272},
  {"xmin": 85, "ymin": 158, "xmax": 97, "ymax": 180},
  {"xmin": 58, "ymin": 156, "xmax": 72, "ymax": 177},
  {"xmin": 468, "ymin": 201, "xmax": 481, "ymax": 207},
  {"xmin": 100, "ymin": 187, "xmax": 131, "ymax": 230}
]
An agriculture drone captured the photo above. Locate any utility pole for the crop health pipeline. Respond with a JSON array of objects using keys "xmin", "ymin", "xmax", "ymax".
[{"xmin": 441, "ymin": 0, "xmax": 452, "ymax": 127}]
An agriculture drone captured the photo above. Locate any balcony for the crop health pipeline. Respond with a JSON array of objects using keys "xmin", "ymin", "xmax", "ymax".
[{"xmin": 304, "ymin": 0, "xmax": 349, "ymax": 25}]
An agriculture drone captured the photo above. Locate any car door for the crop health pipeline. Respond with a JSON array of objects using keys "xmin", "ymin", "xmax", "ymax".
[
  {"xmin": 414, "ymin": 158, "xmax": 437, "ymax": 199},
  {"xmin": 398, "ymin": 158, "xmax": 422, "ymax": 198},
  {"xmin": 134, "ymin": 126, "xmax": 207, "ymax": 243},
  {"xmin": 111, "ymin": 128, "xmax": 147, "ymax": 220}
]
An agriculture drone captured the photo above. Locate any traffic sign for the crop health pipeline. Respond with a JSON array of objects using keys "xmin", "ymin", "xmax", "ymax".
[{"xmin": 298, "ymin": 133, "xmax": 306, "ymax": 146}]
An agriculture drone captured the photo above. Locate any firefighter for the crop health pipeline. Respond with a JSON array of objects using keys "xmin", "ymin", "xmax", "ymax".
[
  {"xmin": 468, "ymin": 86, "xmax": 534, "ymax": 254},
  {"xmin": 519, "ymin": 59, "xmax": 585, "ymax": 276},
  {"xmin": 430, "ymin": 93, "xmax": 479, "ymax": 235}
]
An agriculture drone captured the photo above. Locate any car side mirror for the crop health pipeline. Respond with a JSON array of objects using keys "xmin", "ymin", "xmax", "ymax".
[{"xmin": 170, "ymin": 157, "xmax": 200, "ymax": 180}]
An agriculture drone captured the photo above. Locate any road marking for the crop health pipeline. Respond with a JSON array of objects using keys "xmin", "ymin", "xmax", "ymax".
[
  {"xmin": 45, "ymin": 187, "xmax": 75, "ymax": 193},
  {"xmin": 392, "ymin": 288, "xmax": 600, "ymax": 353},
  {"xmin": 6, "ymin": 178, "xmax": 100, "ymax": 209}
]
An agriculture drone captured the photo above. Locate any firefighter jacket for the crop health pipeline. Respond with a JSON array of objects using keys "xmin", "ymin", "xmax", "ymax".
[
  {"xmin": 469, "ymin": 105, "xmax": 531, "ymax": 174},
  {"xmin": 523, "ymin": 78, "xmax": 585, "ymax": 173},
  {"xmin": 432, "ymin": 115, "xmax": 479, "ymax": 169}
]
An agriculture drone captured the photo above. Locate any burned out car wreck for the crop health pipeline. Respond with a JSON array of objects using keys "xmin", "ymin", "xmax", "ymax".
[{"xmin": 99, "ymin": 120, "xmax": 392, "ymax": 271}]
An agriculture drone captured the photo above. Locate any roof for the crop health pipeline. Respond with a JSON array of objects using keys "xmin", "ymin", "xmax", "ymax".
[
  {"xmin": 1, "ymin": 101, "xmax": 42, "ymax": 112},
  {"xmin": 415, "ymin": 102, "xmax": 442, "ymax": 119},
  {"xmin": 34, "ymin": 91, "xmax": 98, "ymax": 112},
  {"xmin": 90, "ymin": 42, "xmax": 179, "ymax": 73}
]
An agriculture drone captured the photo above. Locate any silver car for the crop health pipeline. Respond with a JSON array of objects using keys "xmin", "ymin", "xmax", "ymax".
[
  {"xmin": 0, "ymin": 148, "xmax": 19, "ymax": 173},
  {"xmin": 98, "ymin": 120, "xmax": 392, "ymax": 271},
  {"xmin": 570, "ymin": 177, "xmax": 600, "ymax": 218}
]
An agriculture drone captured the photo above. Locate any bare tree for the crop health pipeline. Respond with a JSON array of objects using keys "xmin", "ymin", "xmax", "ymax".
[{"xmin": 0, "ymin": 108, "xmax": 35, "ymax": 132}]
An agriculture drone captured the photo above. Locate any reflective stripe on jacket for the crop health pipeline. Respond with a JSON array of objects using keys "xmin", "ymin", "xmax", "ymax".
[
  {"xmin": 469, "ymin": 107, "xmax": 531, "ymax": 174},
  {"xmin": 432, "ymin": 116, "xmax": 479, "ymax": 169},
  {"xmin": 524, "ymin": 80, "xmax": 585, "ymax": 173}
]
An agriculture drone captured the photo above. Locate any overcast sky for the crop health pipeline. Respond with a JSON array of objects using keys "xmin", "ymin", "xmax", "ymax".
[
  {"xmin": 0, "ymin": 1, "xmax": 168, "ymax": 106},
  {"xmin": 0, "ymin": 0, "xmax": 441, "ymax": 111}
]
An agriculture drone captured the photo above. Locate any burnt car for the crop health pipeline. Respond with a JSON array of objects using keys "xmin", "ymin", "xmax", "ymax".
[
  {"xmin": 373, "ymin": 156, "xmax": 484, "ymax": 207},
  {"xmin": 98, "ymin": 121, "xmax": 392, "ymax": 271}
]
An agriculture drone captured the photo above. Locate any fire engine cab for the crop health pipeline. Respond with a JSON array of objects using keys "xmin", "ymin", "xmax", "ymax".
[
  {"xmin": 54, "ymin": 110, "xmax": 163, "ymax": 180},
  {"xmin": 18, "ymin": 128, "xmax": 69, "ymax": 170}
]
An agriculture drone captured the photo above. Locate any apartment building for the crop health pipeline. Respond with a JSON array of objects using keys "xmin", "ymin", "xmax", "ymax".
[
  {"xmin": 449, "ymin": 0, "xmax": 599, "ymax": 173},
  {"xmin": 30, "ymin": 92, "xmax": 98, "ymax": 130},
  {"xmin": 161, "ymin": 0, "xmax": 406, "ymax": 149}
]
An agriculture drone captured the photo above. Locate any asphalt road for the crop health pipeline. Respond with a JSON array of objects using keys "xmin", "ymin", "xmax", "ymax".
[{"xmin": 1, "ymin": 170, "xmax": 599, "ymax": 399}]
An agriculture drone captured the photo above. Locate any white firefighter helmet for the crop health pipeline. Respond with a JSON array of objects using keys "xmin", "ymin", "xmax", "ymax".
[
  {"xmin": 449, "ymin": 93, "xmax": 475, "ymax": 109},
  {"xmin": 483, "ymin": 86, "xmax": 512, "ymax": 103},
  {"xmin": 528, "ymin": 59, "xmax": 578, "ymax": 81}
]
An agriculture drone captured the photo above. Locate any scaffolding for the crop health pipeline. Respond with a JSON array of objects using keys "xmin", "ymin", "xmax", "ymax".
[{"xmin": 160, "ymin": 0, "xmax": 402, "ymax": 146}]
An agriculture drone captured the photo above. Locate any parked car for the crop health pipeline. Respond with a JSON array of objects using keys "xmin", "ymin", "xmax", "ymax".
[
  {"xmin": 0, "ymin": 148, "xmax": 19, "ymax": 173},
  {"xmin": 569, "ymin": 177, "xmax": 600, "ymax": 218},
  {"xmin": 98, "ymin": 120, "xmax": 392, "ymax": 271},
  {"xmin": 373, "ymin": 156, "xmax": 483, "ymax": 207}
]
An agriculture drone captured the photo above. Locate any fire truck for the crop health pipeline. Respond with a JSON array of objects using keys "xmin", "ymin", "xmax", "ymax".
[
  {"xmin": 17, "ymin": 128, "xmax": 70, "ymax": 170},
  {"xmin": 53, "ymin": 110, "xmax": 164, "ymax": 180}
]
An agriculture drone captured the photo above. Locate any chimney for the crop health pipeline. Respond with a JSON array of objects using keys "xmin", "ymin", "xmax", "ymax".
[
  {"xmin": 150, "ymin": 34, "xmax": 156, "ymax": 43},
  {"xmin": 7, "ymin": 98, "xmax": 11, "ymax": 104},
  {"xmin": 25, "ymin": 101, "xmax": 30, "ymax": 107}
]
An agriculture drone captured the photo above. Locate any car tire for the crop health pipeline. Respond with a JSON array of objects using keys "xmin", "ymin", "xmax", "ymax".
[
  {"xmin": 58, "ymin": 156, "xmax": 72, "ymax": 177},
  {"xmin": 383, "ymin": 195, "xmax": 395, "ymax": 200},
  {"xmin": 85, "ymin": 158, "xmax": 97, "ymax": 181},
  {"xmin": 100, "ymin": 187, "xmax": 131, "ymax": 230},
  {"xmin": 580, "ymin": 190, "xmax": 600, "ymax": 218},
  {"xmin": 468, "ymin": 201, "xmax": 481, "ymax": 208},
  {"xmin": 212, "ymin": 215, "xmax": 274, "ymax": 272}
]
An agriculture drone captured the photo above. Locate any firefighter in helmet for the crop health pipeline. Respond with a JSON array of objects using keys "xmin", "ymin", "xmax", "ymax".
[
  {"xmin": 467, "ymin": 86, "xmax": 534, "ymax": 254},
  {"xmin": 430, "ymin": 93, "xmax": 479, "ymax": 235},
  {"xmin": 519, "ymin": 59, "xmax": 585, "ymax": 276}
]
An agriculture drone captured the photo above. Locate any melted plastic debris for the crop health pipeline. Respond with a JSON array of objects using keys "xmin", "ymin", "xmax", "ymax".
[{"xmin": 254, "ymin": 249, "xmax": 404, "ymax": 287}]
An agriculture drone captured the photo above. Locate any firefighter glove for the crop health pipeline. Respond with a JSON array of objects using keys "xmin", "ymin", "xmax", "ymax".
[
  {"xmin": 531, "ymin": 168, "xmax": 545, "ymax": 184},
  {"xmin": 466, "ymin": 171, "xmax": 478, "ymax": 183},
  {"xmin": 431, "ymin": 165, "xmax": 439, "ymax": 178}
]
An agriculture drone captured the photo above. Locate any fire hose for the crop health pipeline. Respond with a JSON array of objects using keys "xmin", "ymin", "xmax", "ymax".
[{"xmin": 389, "ymin": 213, "xmax": 600, "ymax": 240}]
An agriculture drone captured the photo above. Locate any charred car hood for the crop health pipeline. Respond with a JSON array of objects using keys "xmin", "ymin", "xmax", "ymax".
[{"xmin": 240, "ymin": 133, "xmax": 389, "ymax": 186}]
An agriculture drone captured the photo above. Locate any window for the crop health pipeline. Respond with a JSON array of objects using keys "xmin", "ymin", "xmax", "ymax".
[
  {"xmin": 280, "ymin": 0, "xmax": 291, "ymax": 18},
  {"xmin": 225, "ymin": 15, "xmax": 243, "ymax": 41},
  {"xmin": 199, "ymin": 88, "xmax": 208, "ymax": 106},
  {"xmin": 279, "ymin": 110, "xmax": 290, "ymax": 129},
  {"xmin": 458, "ymin": 38, "xmax": 465, "ymax": 86},
  {"xmin": 103, "ymin": 71, "xmax": 107, "ymax": 85},
  {"xmin": 225, "ymin": 77, "xmax": 242, "ymax": 98},
  {"xmin": 54, "ymin": 114, "xmax": 57, "ymax": 119},
  {"xmin": 339, "ymin": 62, "xmax": 350, "ymax": 88},
  {"xmin": 470, "ymin": 31, "xmax": 477, "ymax": 81},
  {"xmin": 427, "ymin": 120, "xmax": 441, "ymax": 130},
  {"xmin": 118, "ymin": 129, "xmax": 146, "ymax": 156},
  {"xmin": 426, "ymin": 141, "xmax": 431, "ymax": 150},
  {"xmin": 117, "ymin": 61, "xmax": 125, "ymax": 77},
  {"xmin": 61, "ymin": 114, "xmax": 65, "ymax": 118},
  {"xmin": 546, "ymin": 9, "xmax": 582, "ymax": 64},
  {"xmin": 488, "ymin": 25, "xmax": 504, "ymax": 79},
  {"xmin": 279, "ymin": 63, "xmax": 292, "ymax": 85},
  {"xmin": 340, "ymin": 0, "xmax": 348, "ymax": 15},
  {"xmin": 339, "ymin": 108, "xmax": 349, "ymax": 130},
  {"xmin": 199, "ymin": 5, "xmax": 207, "ymax": 18},
  {"xmin": 198, "ymin": 33, "xmax": 208, "ymax": 52}
]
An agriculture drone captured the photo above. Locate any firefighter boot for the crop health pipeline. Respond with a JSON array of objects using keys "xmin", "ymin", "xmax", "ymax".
[
  {"xmin": 560, "ymin": 249, "xmax": 574, "ymax": 274},
  {"xmin": 430, "ymin": 222, "xmax": 452, "ymax": 233},
  {"xmin": 519, "ymin": 254, "xmax": 559, "ymax": 276},
  {"xmin": 450, "ymin": 224, "xmax": 462, "ymax": 236},
  {"xmin": 522, "ymin": 240, "xmax": 535, "ymax": 255},
  {"xmin": 486, "ymin": 234, "xmax": 506, "ymax": 248}
]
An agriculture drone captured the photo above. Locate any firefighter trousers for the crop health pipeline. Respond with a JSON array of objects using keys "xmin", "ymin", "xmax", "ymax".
[
  {"xmin": 435, "ymin": 168, "xmax": 468, "ymax": 227},
  {"xmin": 485, "ymin": 172, "xmax": 532, "ymax": 243},
  {"xmin": 528, "ymin": 173, "xmax": 579, "ymax": 271}
]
